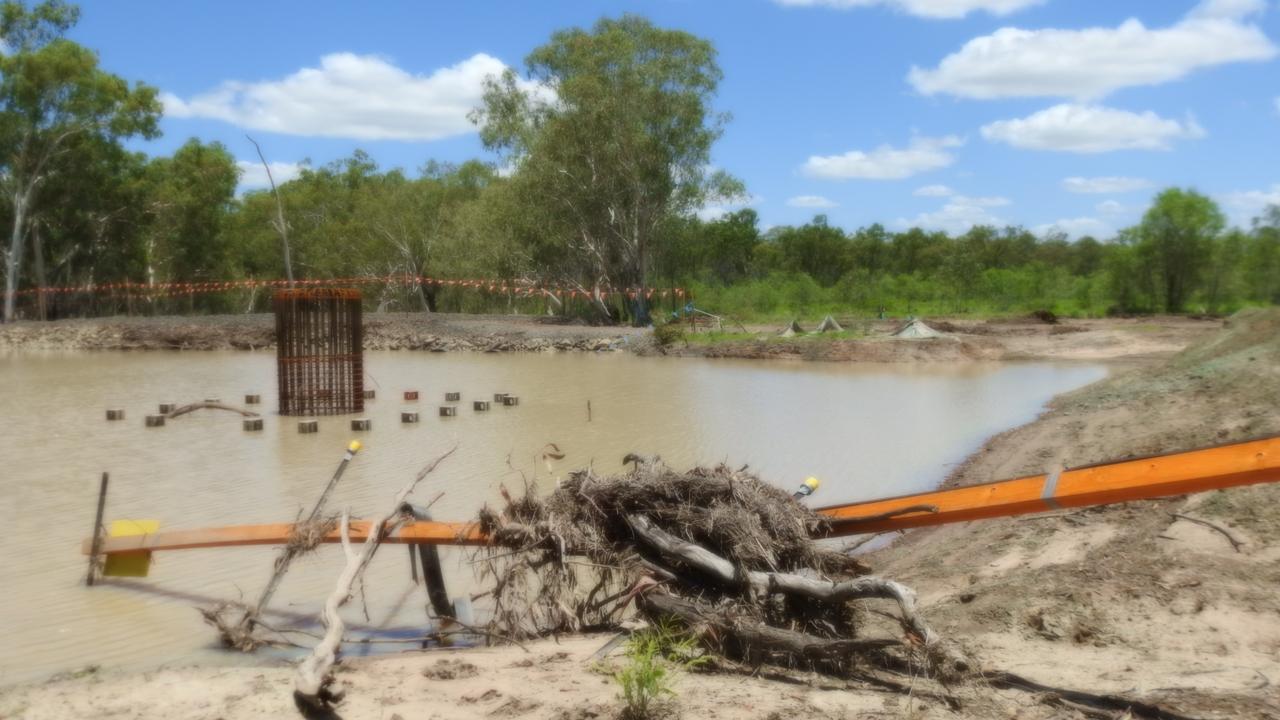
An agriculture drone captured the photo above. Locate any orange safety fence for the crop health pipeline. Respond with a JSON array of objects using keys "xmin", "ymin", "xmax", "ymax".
[
  {"xmin": 82, "ymin": 435, "xmax": 1280, "ymax": 558},
  {"xmin": 15, "ymin": 275, "xmax": 688, "ymax": 301}
]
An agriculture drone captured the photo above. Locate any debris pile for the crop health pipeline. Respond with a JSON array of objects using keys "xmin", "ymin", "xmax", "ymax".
[{"xmin": 475, "ymin": 457, "xmax": 966, "ymax": 683}]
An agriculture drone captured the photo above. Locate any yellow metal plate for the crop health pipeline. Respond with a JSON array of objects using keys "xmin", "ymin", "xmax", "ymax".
[{"xmin": 103, "ymin": 519, "xmax": 159, "ymax": 577}]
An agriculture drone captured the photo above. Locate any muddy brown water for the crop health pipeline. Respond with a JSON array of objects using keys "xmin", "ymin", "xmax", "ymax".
[{"xmin": 0, "ymin": 351, "xmax": 1105, "ymax": 685}]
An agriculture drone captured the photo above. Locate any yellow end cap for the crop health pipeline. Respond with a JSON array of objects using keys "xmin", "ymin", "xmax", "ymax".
[
  {"xmin": 804, "ymin": 476, "xmax": 820, "ymax": 490},
  {"xmin": 348, "ymin": 440, "xmax": 363, "ymax": 453}
]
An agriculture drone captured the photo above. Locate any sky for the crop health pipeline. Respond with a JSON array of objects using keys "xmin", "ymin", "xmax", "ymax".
[{"xmin": 72, "ymin": 0, "xmax": 1280, "ymax": 238}]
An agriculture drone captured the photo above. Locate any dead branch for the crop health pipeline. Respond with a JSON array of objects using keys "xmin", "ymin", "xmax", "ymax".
[
  {"xmin": 985, "ymin": 670, "xmax": 1204, "ymax": 720},
  {"xmin": 293, "ymin": 446, "xmax": 456, "ymax": 717},
  {"xmin": 1169, "ymin": 512, "xmax": 1244, "ymax": 552},
  {"xmin": 166, "ymin": 401, "xmax": 260, "ymax": 419},
  {"xmin": 627, "ymin": 514, "xmax": 940, "ymax": 647},
  {"xmin": 246, "ymin": 134, "xmax": 294, "ymax": 287}
]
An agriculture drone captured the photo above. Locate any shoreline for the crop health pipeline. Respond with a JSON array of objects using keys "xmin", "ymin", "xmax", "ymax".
[{"xmin": 0, "ymin": 312, "xmax": 1219, "ymax": 363}]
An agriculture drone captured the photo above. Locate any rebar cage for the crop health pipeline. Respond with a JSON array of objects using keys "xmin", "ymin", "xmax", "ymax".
[{"xmin": 274, "ymin": 288, "xmax": 364, "ymax": 416}]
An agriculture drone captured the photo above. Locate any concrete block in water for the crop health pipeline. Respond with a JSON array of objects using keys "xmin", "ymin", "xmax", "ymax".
[
  {"xmin": 244, "ymin": 394, "xmax": 261, "ymax": 405},
  {"xmin": 493, "ymin": 393, "xmax": 509, "ymax": 403},
  {"xmin": 351, "ymin": 418, "xmax": 372, "ymax": 431},
  {"xmin": 158, "ymin": 403, "xmax": 176, "ymax": 414},
  {"xmin": 404, "ymin": 390, "xmax": 419, "ymax": 401},
  {"xmin": 503, "ymin": 396, "xmax": 520, "ymax": 407},
  {"xmin": 402, "ymin": 411, "xmax": 419, "ymax": 423},
  {"xmin": 106, "ymin": 409, "xmax": 125, "ymax": 421},
  {"xmin": 145, "ymin": 415, "xmax": 166, "ymax": 427},
  {"xmin": 363, "ymin": 389, "xmax": 376, "ymax": 400},
  {"xmin": 298, "ymin": 420, "xmax": 319, "ymax": 434},
  {"xmin": 445, "ymin": 392, "xmax": 461, "ymax": 402},
  {"xmin": 243, "ymin": 418, "xmax": 264, "ymax": 431},
  {"xmin": 439, "ymin": 406, "xmax": 457, "ymax": 417},
  {"xmin": 473, "ymin": 401, "xmax": 490, "ymax": 412}
]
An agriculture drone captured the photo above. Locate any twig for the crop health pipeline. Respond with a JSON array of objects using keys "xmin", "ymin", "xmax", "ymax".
[{"xmin": 1169, "ymin": 513, "xmax": 1244, "ymax": 552}]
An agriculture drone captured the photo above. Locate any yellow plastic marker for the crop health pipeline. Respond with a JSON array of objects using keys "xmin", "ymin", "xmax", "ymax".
[
  {"xmin": 793, "ymin": 476, "xmax": 821, "ymax": 499},
  {"xmin": 103, "ymin": 519, "xmax": 160, "ymax": 577},
  {"xmin": 347, "ymin": 440, "xmax": 362, "ymax": 455}
]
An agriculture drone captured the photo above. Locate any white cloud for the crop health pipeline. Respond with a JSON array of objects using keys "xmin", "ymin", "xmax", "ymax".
[
  {"xmin": 786, "ymin": 195, "xmax": 838, "ymax": 208},
  {"xmin": 802, "ymin": 135, "xmax": 963, "ymax": 180},
  {"xmin": 236, "ymin": 160, "xmax": 305, "ymax": 191},
  {"xmin": 897, "ymin": 194, "xmax": 1010, "ymax": 233},
  {"xmin": 913, "ymin": 184, "xmax": 954, "ymax": 197},
  {"xmin": 1062, "ymin": 176, "xmax": 1152, "ymax": 194},
  {"xmin": 908, "ymin": 0, "xmax": 1276, "ymax": 100},
  {"xmin": 1096, "ymin": 200, "xmax": 1127, "ymax": 216},
  {"xmin": 981, "ymin": 104, "xmax": 1205, "ymax": 153},
  {"xmin": 163, "ymin": 53, "xmax": 523, "ymax": 141},
  {"xmin": 698, "ymin": 194, "xmax": 763, "ymax": 221},
  {"xmin": 1034, "ymin": 217, "xmax": 1114, "ymax": 239},
  {"xmin": 772, "ymin": 0, "xmax": 1041, "ymax": 19},
  {"xmin": 1222, "ymin": 183, "xmax": 1280, "ymax": 224}
]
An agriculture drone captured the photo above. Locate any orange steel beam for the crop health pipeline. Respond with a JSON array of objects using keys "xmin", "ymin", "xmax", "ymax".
[
  {"xmin": 84, "ymin": 435, "xmax": 1280, "ymax": 557},
  {"xmin": 817, "ymin": 435, "xmax": 1280, "ymax": 535},
  {"xmin": 82, "ymin": 520, "xmax": 488, "ymax": 556}
]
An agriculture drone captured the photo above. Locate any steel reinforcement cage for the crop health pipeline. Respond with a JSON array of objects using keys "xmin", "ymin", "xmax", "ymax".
[{"xmin": 274, "ymin": 288, "xmax": 364, "ymax": 416}]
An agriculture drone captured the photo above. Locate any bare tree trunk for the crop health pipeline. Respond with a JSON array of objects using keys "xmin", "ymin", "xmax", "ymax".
[
  {"xmin": 247, "ymin": 135, "xmax": 294, "ymax": 288},
  {"xmin": 4, "ymin": 189, "xmax": 31, "ymax": 322},
  {"xmin": 32, "ymin": 221, "xmax": 46, "ymax": 321}
]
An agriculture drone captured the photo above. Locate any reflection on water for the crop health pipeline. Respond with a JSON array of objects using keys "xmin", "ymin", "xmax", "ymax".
[{"xmin": 0, "ymin": 350, "xmax": 1105, "ymax": 684}]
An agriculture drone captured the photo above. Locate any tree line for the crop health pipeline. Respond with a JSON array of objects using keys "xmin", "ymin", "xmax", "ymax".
[{"xmin": 3, "ymin": 2, "xmax": 1277, "ymax": 323}]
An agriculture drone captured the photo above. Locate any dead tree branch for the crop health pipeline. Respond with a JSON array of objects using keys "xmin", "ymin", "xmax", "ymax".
[
  {"xmin": 166, "ymin": 401, "xmax": 260, "ymax": 419},
  {"xmin": 293, "ymin": 446, "xmax": 456, "ymax": 717},
  {"xmin": 1169, "ymin": 512, "xmax": 1244, "ymax": 552}
]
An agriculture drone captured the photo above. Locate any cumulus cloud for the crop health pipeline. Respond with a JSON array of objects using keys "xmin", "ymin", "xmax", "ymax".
[
  {"xmin": 897, "ymin": 194, "xmax": 1010, "ymax": 233},
  {"xmin": 163, "ymin": 53, "xmax": 525, "ymax": 141},
  {"xmin": 1062, "ymin": 176, "xmax": 1152, "ymax": 194},
  {"xmin": 913, "ymin": 184, "xmax": 954, "ymax": 197},
  {"xmin": 908, "ymin": 0, "xmax": 1276, "ymax": 100},
  {"xmin": 236, "ymin": 160, "xmax": 305, "ymax": 191},
  {"xmin": 981, "ymin": 104, "xmax": 1205, "ymax": 153},
  {"xmin": 802, "ymin": 135, "xmax": 963, "ymax": 180},
  {"xmin": 772, "ymin": 0, "xmax": 1041, "ymax": 19},
  {"xmin": 786, "ymin": 195, "xmax": 838, "ymax": 208},
  {"xmin": 1221, "ymin": 183, "xmax": 1280, "ymax": 224},
  {"xmin": 1096, "ymin": 200, "xmax": 1128, "ymax": 216},
  {"xmin": 698, "ymin": 194, "xmax": 763, "ymax": 221},
  {"xmin": 1034, "ymin": 217, "xmax": 1114, "ymax": 239}
]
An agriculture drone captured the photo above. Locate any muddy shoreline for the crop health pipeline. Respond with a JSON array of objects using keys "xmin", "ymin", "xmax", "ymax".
[{"xmin": 0, "ymin": 312, "xmax": 1219, "ymax": 363}]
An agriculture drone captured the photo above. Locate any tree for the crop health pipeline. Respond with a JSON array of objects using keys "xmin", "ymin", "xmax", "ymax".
[
  {"xmin": 0, "ymin": 0, "xmax": 160, "ymax": 320},
  {"xmin": 774, "ymin": 215, "xmax": 850, "ymax": 286},
  {"xmin": 472, "ymin": 15, "xmax": 737, "ymax": 324},
  {"xmin": 1135, "ymin": 188, "xmax": 1225, "ymax": 312},
  {"xmin": 142, "ymin": 139, "xmax": 238, "ymax": 289}
]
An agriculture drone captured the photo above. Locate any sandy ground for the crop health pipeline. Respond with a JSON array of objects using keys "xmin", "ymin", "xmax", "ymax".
[
  {"xmin": 0, "ymin": 312, "xmax": 1218, "ymax": 364},
  {"xmin": 2, "ymin": 311, "xmax": 1275, "ymax": 719}
]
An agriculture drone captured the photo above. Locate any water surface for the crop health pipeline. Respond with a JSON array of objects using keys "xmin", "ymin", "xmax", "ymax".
[{"xmin": 0, "ymin": 350, "xmax": 1105, "ymax": 684}]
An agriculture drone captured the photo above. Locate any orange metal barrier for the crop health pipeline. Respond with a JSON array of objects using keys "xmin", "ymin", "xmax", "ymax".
[{"xmin": 83, "ymin": 435, "xmax": 1280, "ymax": 559}]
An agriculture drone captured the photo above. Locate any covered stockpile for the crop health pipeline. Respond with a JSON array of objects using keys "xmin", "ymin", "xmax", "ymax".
[{"xmin": 274, "ymin": 288, "xmax": 364, "ymax": 416}]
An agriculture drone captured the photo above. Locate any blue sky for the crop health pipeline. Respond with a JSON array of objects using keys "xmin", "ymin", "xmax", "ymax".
[{"xmin": 75, "ymin": 0, "xmax": 1280, "ymax": 237}]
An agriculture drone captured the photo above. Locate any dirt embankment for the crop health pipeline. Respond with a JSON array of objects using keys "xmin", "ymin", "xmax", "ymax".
[
  {"xmin": 0, "ymin": 313, "xmax": 643, "ymax": 353},
  {"xmin": 867, "ymin": 307, "xmax": 1280, "ymax": 718},
  {"xmin": 0, "ymin": 312, "xmax": 1217, "ymax": 363},
  {"xmin": 645, "ymin": 315, "xmax": 1221, "ymax": 363}
]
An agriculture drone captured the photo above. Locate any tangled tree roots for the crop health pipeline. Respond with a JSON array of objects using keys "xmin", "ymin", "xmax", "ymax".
[{"xmin": 476, "ymin": 456, "xmax": 969, "ymax": 685}]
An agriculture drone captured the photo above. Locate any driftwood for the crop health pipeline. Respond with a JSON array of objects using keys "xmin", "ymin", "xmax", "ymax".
[
  {"xmin": 203, "ymin": 443, "xmax": 359, "ymax": 650},
  {"xmin": 166, "ymin": 401, "xmax": 260, "ymax": 419},
  {"xmin": 627, "ymin": 514, "xmax": 940, "ymax": 647},
  {"xmin": 293, "ymin": 447, "xmax": 456, "ymax": 718}
]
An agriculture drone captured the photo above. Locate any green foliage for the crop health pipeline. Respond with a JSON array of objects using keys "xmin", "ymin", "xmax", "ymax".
[
  {"xmin": 612, "ymin": 622, "xmax": 708, "ymax": 720},
  {"xmin": 652, "ymin": 321, "xmax": 686, "ymax": 347}
]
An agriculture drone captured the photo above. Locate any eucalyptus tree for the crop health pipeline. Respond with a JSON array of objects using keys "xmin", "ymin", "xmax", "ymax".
[
  {"xmin": 0, "ymin": 0, "xmax": 160, "ymax": 320},
  {"xmin": 472, "ymin": 15, "xmax": 739, "ymax": 324}
]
